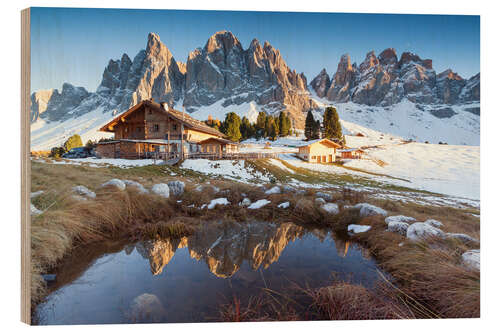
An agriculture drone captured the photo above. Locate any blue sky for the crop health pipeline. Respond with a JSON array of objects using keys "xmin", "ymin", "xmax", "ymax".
[{"xmin": 30, "ymin": 7, "xmax": 480, "ymax": 93}]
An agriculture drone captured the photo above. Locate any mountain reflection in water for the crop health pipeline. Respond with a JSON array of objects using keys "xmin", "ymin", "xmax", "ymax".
[{"xmin": 35, "ymin": 221, "xmax": 380, "ymax": 325}]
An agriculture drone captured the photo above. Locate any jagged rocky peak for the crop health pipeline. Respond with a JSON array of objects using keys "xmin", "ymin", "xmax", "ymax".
[
  {"xmin": 324, "ymin": 53, "xmax": 357, "ymax": 102},
  {"xmin": 310, "ymin": 68, "xmax": 330, "ymax": 98},
  {"xmin": 399, "ymin": 51, "xmax": 433, "ymax": 69},
  {"xmin": 437, "ymin": 69, "xmax": 463, "ymax": 81},
  {"xmin": 204, "ymin": 30, "xmax": 243, "ymax": 53},
  {"xmin": 31, "ymin": 83, "xmax": 90, "ymax": 122},
  {"xmin": 378, "ymin": 48, "xmax": 398, "ymax": 66},
  {"xmin": 359, "ymin": 51, "xmax": 379, "ymax": 72}
]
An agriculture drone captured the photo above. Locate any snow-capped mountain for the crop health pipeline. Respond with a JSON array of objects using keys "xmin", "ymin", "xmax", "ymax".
[
  {"xmin": 310, "ymin": 49, "xmax": 480, "ymax": 108},
  {"xmin": 30, "ymin": 32, "xmax": 480, "ymax": 151}
]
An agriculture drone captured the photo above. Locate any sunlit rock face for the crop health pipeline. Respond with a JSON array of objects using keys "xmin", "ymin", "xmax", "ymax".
[
  {"xmin": 134, "ymin": 222, "xmax": 304, "ymax": 278},
  {"xmin": 311, "ymin": 48, "xmax": 480, "ymax": 107}
]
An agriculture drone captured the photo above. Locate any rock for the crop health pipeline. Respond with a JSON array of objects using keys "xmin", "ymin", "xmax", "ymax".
[
  {"xmin": 310, "ymin": 68, "xmax": 331, "ymax": 98},
  {"xmin": 387, "ymin": 221, "xmax": 410, "ymax": 235},
  {"xmin": 248, "ymin": 199, "xmax": 271, "ymax": 209},
  {"xmin": 385, "ymin": 215, "xmax": 416, "ymax": 225},
  {"xmin": 424, "ymin": 219, "xmax": 443, "ymax": 228},
  {"xmin": 406, "ymin": 222, "xmax": 444, "ymax": 241},
  {"xmin": 446, "ymin": 233, "xmax": 478, "ymax": 243},
  {"xmin": 354, "ymin": 203, "xmax": 388, "ymax": 217},
  {"xmin": 326, "ymin": 54, "xmax": 356, "ymax": 102},
  {"xmin": 167, "ymin": 180, "xmax": 185, "ymax": 196},
  {"xmin": 128, "ymin": 293, "xmax": 165, "ymax": 322},
  {"xmin": 277, "ymin": 201, "xmax": 290, "ymax": 209},
  {"xmin": 315, "ymin": 191, "xmax": 332, "ymax": 201},
  {"xmin": 152, "ymin": 183, "xmax": 170, "ymax": 198},
  {"xmin": 207, "ymin": 198, "xmax": 230, "ymax": 209},
  {"xmin": 31, "ymin": 203, "xmax": 42, "ymax": 216},
  {"xmin": 101, "ymin": 179, "xmax": 126, "ymax": 191},
  {"xmin": 461, "ymin": 249, "xmax": 480, "ymax": 270},
  {"xmin": 239, "ymin": 198, "xmax": 252, "ymax": 207},
  {"xmin": 72, "ymin": 185, "xmax": 96, "ymax": 199},
  {"xmin": 282, "ymin": 185, "xmax": 296, "ymax": 193},
  {"xmin": 123, "ymin": 180, "xmax": 148, "ymax": 194},
  {"xmin": 348, "ymin": 224, "xmax": 371, "ymax": 234},
  {"xmin": 72, "ymin": 195, "xmax": 88, "ymax": 202},
  {"xmin": 315, "ymin": 197, "xmax": 326, "ymax": 205},
  {"xmin": 265, "ymin": 186, "xmax": 281, "ymax": 195},
  {"xmin": 320, "ymin": 203, "xmax": 339, "ymax": 215},
  {"xmin": 30, "ymin": 190, "xmax": 44, "ymax": 199}
]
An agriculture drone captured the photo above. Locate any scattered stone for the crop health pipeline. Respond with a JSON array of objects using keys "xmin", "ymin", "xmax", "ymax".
[
  {"xmin": 101, "ymin": 179, "xmax": 126, "ymax": 191},
  {"xmin": 315, "ymin": 197, "xmax": 326, "ymax": 205},
  {"xmin": 316, "ymin": 191, "xmax": 332, "ymax": 201},
  {"xmin": 248, "ymin": 199, "xmax": 271, "ymax": 209},
  {"xmin": 72, "ymin": 185, "xmax": 96, "ymax": 199},
  {"xmin": 30, "ymin": 190, "xmax": 44, "ymax": 199},
  {"xmin": 406, "ymin": 222, "xmax": 444, "ymax": 241},
  {"xmin": 239, "ymin": 198, "xmax": 252, "ymax": 207},
  {"xmin": 282, "ymin": 185, "xmax": 295, "ymax": 193},
  {"xmin": 195, "ymin": 185, "xmax": 204, "ymax": 192},
  {"xmin": 354, "ymin": 203, "xmax": 388, "ymax": 217},
  {"xmin": 446, "ymin": 233, "xmax": 478, "ymax": 243},
  {"xmin": 320, "ymin": 203, "xmax": 339, "ymax": 215},
  {"xmin": 31, "ymin": 203, "xmax": 42, "ymax": 216},
  {"xmin": 265, "ymin": 186, "xmax": 281, "ymax": 195},
  {"xmin": 207, "ymin": 198, "xmax": 230, "ymax": 209},
  {"xmin": 424, "ymin": 219, "xmax": 443, "ymax": 228},
  {"xmin": 348, "ymin": 224, "xmax": 371, "ymax": 234},
  {"xmin": 71, "ymin": 195, "xmax": 88, "ymax": 202},
  {"xmin": 123, "ymin": 180, "xmax": 148, "ymax": 194},
  {"xmin": 152, "ymin": 183, "xmax": 170, "ymax": 198},
  {"xmin": 167, "ymin": 180, "xmax": 185, "ymax": 196},
  {"xmin": 278, "ymin": 201, "xmax": 290, "ymax": 209},
  {"xmin": 387, "ymin": 221, "xmax": 410, "ymax": 235},
  {"xmin": 462, "ymin": 249, "xmax": 480, "ymax": 270},
  {"xmin": 385, "ymin": 215, "xmax": 416, "ymax": 225}
]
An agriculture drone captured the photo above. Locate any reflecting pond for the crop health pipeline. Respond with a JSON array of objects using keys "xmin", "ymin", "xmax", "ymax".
[{"xmin": 35, "ymin": 221, "xmax": 382, "ymax": 325}]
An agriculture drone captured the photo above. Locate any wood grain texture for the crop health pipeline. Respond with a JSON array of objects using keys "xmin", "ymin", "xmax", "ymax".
[{"xmin": 21, "ymin": 7, "xmax": 31, "ymax": 325}]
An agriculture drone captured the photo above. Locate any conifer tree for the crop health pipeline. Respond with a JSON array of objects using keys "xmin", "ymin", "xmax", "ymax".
[
  {"xmin": 304, "ymin": 110, "xmax": 316, "ymax": 140},
  {"xmin": 222, "ymin": 112, "xmax": 242, "ymax": 141},
  {"xmin": 323, "ymin": 106, "xmax": 343, "ymax": 142}
]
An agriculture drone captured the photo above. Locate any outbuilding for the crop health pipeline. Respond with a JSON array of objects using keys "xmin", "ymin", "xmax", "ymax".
[{"xmin": 297, "ymin": 138, "xmax": 341, "ymax": 163}]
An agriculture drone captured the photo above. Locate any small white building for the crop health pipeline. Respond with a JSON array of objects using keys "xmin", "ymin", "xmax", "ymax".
[{"xmin": 297, "ymin": 138, "xmax": 341, "ymax": 163}]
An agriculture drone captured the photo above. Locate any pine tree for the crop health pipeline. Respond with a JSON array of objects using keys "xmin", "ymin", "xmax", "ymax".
[
  {"xmin": 278, "ymin": 112, "xmax": 291, "ymax": 137},
  {"xmin": 267, "ymin": 118, "xmax": 279, "ymax": 141},
  {"xmin": 222, "ymin": 112, "xmax": 242, "ymax": 141},
  {"xmin": 313, "ymin": 120, "xmax": 321, "ymax": 140},
  {"xmin": 255, "ymin": 111, "xmax": 267, "ymax": 138},
  {"xmin": 240, "ymin": 116, "xmax": 254, "ymax": 140},
  {"xmin": 63, "ymin": 134, "xmax": 83, "ymax": 152},
  {"xmin": 304, "ymin": 110, "xmax": 316, "ymax": 140},
  {"xmin": 323, "ymin": 106, "xmax": 343, "ymax": 142}
]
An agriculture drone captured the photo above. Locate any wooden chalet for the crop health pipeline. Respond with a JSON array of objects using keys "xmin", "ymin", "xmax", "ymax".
[
  {"xmin": 297, "ymin": 138, "xmax": 342, "ymax": 163},
  {"xmin": 96, "ymin": 99, "xmax": 228, "ymax": 159}
]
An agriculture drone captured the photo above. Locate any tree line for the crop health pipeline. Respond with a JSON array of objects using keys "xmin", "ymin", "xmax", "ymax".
[
  {"xmin": 304, "ymin": 106, "xmax": 345, "ymax": 144},
  {"xmin": 205, "ymin": 111, "xmax": 293, "ymax": 142}
]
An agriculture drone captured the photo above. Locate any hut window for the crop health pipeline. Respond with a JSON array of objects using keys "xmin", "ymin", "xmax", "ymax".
[
  {"xmin": 148, "ymin": 109, "xmax": 152, "ymax": 115},
  {"xmin": 173, "ymin": 124, "xmax": 177, "ymax": 131},
  {"xmin": 136, "ymin": 127, "xmax": 141, "ymax": 132},
  {"xmin": 153, "ymin": 124, "xmax": 159, "ymax": 132}
]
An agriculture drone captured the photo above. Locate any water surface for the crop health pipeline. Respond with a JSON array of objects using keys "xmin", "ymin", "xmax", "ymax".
[{"xmin": 35, "ymin": 221, "xmax": 381, "ymax": 324}]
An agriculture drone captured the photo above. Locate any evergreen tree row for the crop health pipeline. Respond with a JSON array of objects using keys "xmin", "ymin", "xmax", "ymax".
[{"xmin": 305, "ymin": 106, "xmax": 345, "ymax": 144}]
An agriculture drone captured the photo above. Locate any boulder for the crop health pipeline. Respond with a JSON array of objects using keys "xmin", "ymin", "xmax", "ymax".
[
  {"xmin": 239, "ymin": 198, "xmax": 252, "ymax": 207},
  {"xmin": 123, "ymin": 180, "xmax": 148, "ymax": 194},
  {"xmin": 316, "ymin": 191, "xmax": 332, "ymax": 201},
  {"xmin": 207, "ymin": 198, "xmax": 230, "ymax": 209},
  {"xmin": 354, "ymin": 203, "xmax": 388, "ymax": 217},
  {"xmin": 248, "ymin": 199, "xmax": 271, "ymax": 209},
  {"xmin": 282, "ymin": 185, "xmax": 296, "ymax": 193},
  {"xmin": 385, "ymin": 215, "xmax": 416, "ymax": 225},
  {"xmin": 348, "ymin": 224, "xmax": 371, "ymax": 234},
  {"xmin": 461, "ymin": 249, "xmax": 480, "ymax": 270},
  {"xmin": 315, "ymin": 197, "xmax": 326, "ymax": 205},
  {"xmin": 424, "ymin": 219, "xmax": 443, "ymax": 228},
  {"xmin": 30, "ymin": 190, "xmax": 44, "ymax": 199},
  {"xmin": 167, "ymin": 180, "xmax": 185, "ymax": 196},
  {"xmin": 265, "ymin": 186, "xmax": 281, "ymax": 195},
  {"xmin": 387, "ymin": 221, "xmax": 410, "ymax": 235},
  {"xmin": 152, "ymin": 183, "xmax": 170, "ymax": 198},
  {"xmin": 320, "ymin": 203, "xmax": 339, "ymax": 215},
  {"xmin": 31, "ymin": 203, "xmax": 42, "ymax": 216},
  {"xmin": 278, "ymin": 201, "xmax": 290, "ymax": 209},
  {"xmin": 406, "ymin": 222, "xmax": 444, "ymax": 241},
  {"xmin": 101, "ymin": 179, "xmax": 126, "ymax": 191},
  {"xmin": 446, "ymin": 233, "xmax": 478, "ymax": 243},
  {"xmin": 72, "ymin": 185, "xmax": 96, "ymax": 199},
  {"xmin": 128, "ymin": 293, "xmax": 165, "ymax": 323}
]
